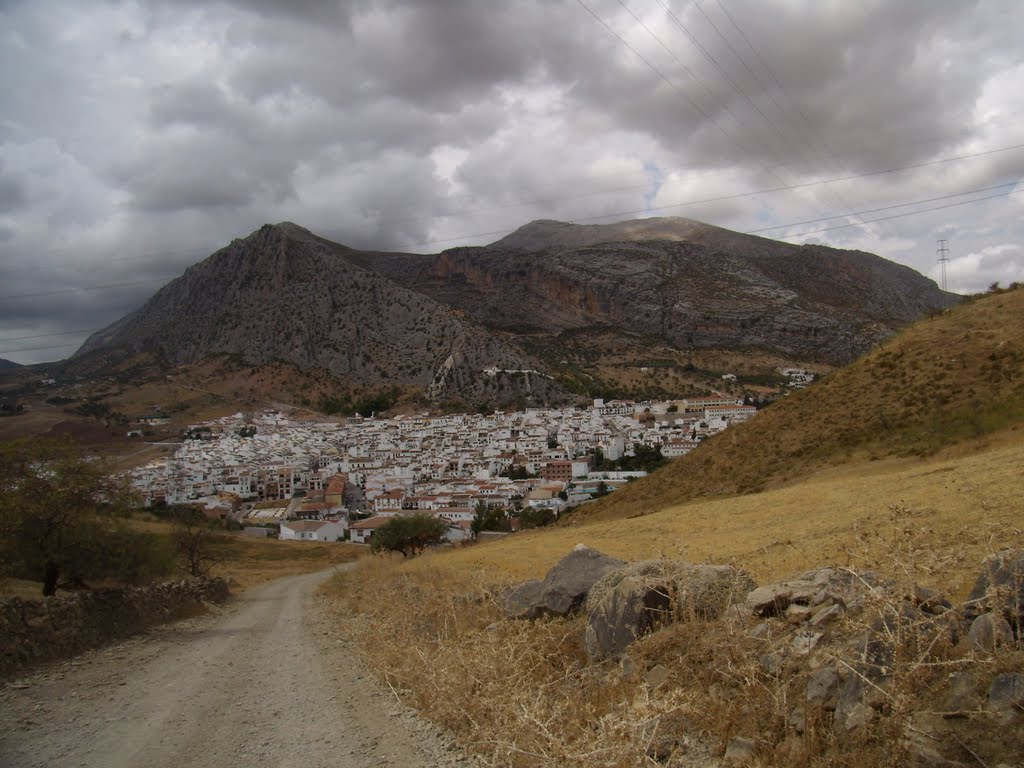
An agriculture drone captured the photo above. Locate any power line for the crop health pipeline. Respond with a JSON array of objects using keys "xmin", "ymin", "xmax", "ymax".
[
  {"xmin": 0, "ymin": 327, "xmax": 106, "ymax": 342},
  {"xmin": 0, "ymin": 278, "xmax": 177, "ymax": 302},
  {"xmin": 773, "ymin": 187, "xmax": 1021, "ymax": 240},
  {"xmin": 747, "ymin": 181, "xmax": 1020, "ymax": 234},
  {"xmin": 0, "ymin": 341, "xmax": 83, "ymax": 355}
]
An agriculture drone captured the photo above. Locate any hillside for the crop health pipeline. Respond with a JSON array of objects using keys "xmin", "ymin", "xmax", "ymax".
[
  {"xmin": 355, "ymin": 216, "xmax": 956, "ymax": 367},
  {"xmin": 324, "ymin": 287, "xmax": 1024, "ymax": 768},
  {"xmin": 582, "ymin": 284, "xmax": 1024, "ymax": 523},
  {"xmin": 75, "ymin": 223, "xmax": 567, "ymax": 409}
]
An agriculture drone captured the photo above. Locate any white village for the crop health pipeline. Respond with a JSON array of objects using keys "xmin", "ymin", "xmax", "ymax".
[{"xmin": 124, "ymin": 391, "xmax": 776, "ymax": 545}]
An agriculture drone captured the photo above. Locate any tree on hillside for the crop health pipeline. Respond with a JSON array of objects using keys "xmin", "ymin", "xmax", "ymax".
[
  {"xmin": 0, "ymin": 437, "xmax": 139, "ymax": 596},
  {"xmin": 170, "ymin": 506, "xmax": 223, "ymax": 577},
  {"xmin": 471, "ymin": 503, "xmax": 512, "ymax": 536},
  {"xmin": 371, "ymin": 514, "xmax": 448, "ymax": 558}
]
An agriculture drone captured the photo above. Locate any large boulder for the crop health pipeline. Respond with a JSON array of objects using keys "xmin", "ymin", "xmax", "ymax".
[
  {"xmin": 504, "ymin": 545, "xmax": 624, "ymax": 619},
  {"xmin": 583, "ymin": 560, "xmax": 755, "ymax": 659},
  {"xmin": 965, "ymin": 549, "xmax": 1024, "ymax": 630}
]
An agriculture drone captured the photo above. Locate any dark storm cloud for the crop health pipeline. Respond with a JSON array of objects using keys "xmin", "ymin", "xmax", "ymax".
[{"xmin": 1, "ymin": 0, "xmax": 1023, "ymax": 363}]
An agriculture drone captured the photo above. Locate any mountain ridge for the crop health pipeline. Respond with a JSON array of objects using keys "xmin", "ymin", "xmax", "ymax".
[{"xmin": 75, "ymin": 217, "xmax": 957, "ymax": 405}]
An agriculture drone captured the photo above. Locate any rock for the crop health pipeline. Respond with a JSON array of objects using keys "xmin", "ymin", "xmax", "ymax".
[
  {"xmin": 947, "ymin": 671, "xmax": 979, "ymax": 713},
  {"xmin": 746, "ymin": 568, "xmax": 880, "ymax": 617},
  {"xmin": 583, "ymin": 560, "xmax": 754, "ymax": 658},
  {"xmin": 806, "ymin": 667, "xmax": 840, "ymax": 709},
  {"xmin": 723, "ymin": 736, "xmax": 756, "ymax": 765},
  {"xmin": 967, "ymin": 612, "xmax": 1014, "ymax": 653},
  {"xmin": 645, "ymin": 664, "xmax": 670, "ymax": 689},
  {"xmin": 986, "ymin": 673, "xmax": 1024, "ymax": 712},
  {"xmin": 505, "ymin": 545, "xmax": 624, "ymax": 620},
  {"xmin": 503, "ymin": 580, "xmax": 545, "ymax": 620},
  {"xmin": 965, "ymin": 549, "xmax": 1024, "ymax": 628},
  {"xmin": 809, "ymin": 603, "xmax": 845, "ymax": 627},
  {"xmin": 791, "ymin": 631, "xmax": 823, "ymax": 656}
]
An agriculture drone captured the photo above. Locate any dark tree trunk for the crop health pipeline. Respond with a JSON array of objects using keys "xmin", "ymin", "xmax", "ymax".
[{"xmin": 42, "ymin": 561, "xmax": 60, "ymax": 597}]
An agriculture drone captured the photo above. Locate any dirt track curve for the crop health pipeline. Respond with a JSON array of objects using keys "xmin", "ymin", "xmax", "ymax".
[{"xmin": 0, "ymin": 569, "xmax": 471, "ymax": 768}]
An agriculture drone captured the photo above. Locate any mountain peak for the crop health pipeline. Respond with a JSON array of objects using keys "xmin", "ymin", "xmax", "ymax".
[{"xmin": 489, "ymin": 216, "xmax": 711, "ymax": 252}]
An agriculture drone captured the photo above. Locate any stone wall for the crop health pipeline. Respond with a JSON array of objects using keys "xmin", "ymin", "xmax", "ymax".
[{"xmin": 0, "ymin": 578, "xmax": 230, "ymax": 676}]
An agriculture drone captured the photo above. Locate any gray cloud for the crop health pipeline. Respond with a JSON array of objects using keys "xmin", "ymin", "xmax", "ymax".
[{"xmin": 1, "ymin": 0, "xmax": 1023, "ymax": 364}]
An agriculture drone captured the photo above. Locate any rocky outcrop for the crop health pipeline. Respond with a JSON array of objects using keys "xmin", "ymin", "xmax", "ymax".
[
  {"xmin": 584, "ymin": 560, "xmax": 754, "ymax": 659},
  {"xmin": 504, "ymin": 545, "xmax": 624, "ymax": 619},
  {"xmin": 364, "ymin": 217, "xmax": 957, "ymax": 366},
  {"xmin": 75, "ymin": 223, "xmax": 569, "ymax": 408},
  {"xmin": 0, "ymin": 578, "xmax": 230, "ymax": 676},
  {"xmin": 964, "ymin": 549, "xmax": 1024, "ymax": 629},
  {"xmin": 746, "ymin": 567, "xmax": 884, "ymax": 617}
]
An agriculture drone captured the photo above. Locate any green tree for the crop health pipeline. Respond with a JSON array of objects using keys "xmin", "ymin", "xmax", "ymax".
[
  {"xmin": 0, "ymin": 437, "xmax": 139, "ymax": 596},
  {"xmin": 170, "ymin": 506, "xmax": 224, "ymax": 577},
  {"xmin": 594, "ymin": 481, "xmax": 610, "ymax": 498},
  {"xmin": 519, "ymin": 506, "xmax": 556, "ymax": 529},
  {"xmin": 371, "ymin": 514, "xmax": 448, "ymax": 558},
  {"xmin": 470, "ymin": 503, "xmax": 512, "ymax": 536}
]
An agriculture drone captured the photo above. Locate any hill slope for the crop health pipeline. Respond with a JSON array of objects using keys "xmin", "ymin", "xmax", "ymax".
[
  {"xmin": 75, "ymin": 223, "xmax": 567, "ymax": 407},
  {"xmin": 354, "ymin": 216, "xmax": 956, "ymax": 366},
  {"xmin": 582, "ymin": 285, "xmax": 1024, "ymax": 523}
]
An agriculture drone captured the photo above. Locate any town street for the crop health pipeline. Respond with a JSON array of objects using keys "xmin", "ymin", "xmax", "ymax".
[{"xmin": 0, "ymin": 570, "xmax": 468, "ymax": 768}]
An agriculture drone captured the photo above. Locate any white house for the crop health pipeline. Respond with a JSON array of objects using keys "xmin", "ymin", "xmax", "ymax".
[{"xmin": 279, "ymin": 519, "xmax": 345, "ymax": 542}]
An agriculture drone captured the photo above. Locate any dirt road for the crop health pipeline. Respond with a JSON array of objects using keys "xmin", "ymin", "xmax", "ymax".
[{"xmin": 0, "ymin": 570, "xmax": 470, "ymax": 768}]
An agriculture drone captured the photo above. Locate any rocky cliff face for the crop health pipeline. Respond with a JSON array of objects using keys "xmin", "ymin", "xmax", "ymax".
[
  {"xmin": 77, "ymin": 217, "xmax": 957, "ymax": 407},
  {"xmin": 76, "ymin": 223, "xmax": 567, "ymax": 406},
  {"xmin": 361, "ymin": 218, "xmax": 957, "ymax": 365}
]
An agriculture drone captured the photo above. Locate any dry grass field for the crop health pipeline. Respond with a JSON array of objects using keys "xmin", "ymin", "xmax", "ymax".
[
  {"xmin": 327, "ymin": 430, "xmax": 1024, "ymax": 766},
  {"xmin": 326, "ymin": 287, "xmax": 1024, "ymax": 767},
  {"xmin": 407, "ymin": 429, "xmax": 1024, "ymax": 591}
]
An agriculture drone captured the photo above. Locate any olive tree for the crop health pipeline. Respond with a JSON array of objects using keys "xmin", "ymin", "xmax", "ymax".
[
  {"xmin": 370, "ymin": 513, "xmax": 448, "ymax": 558},
  {"xmin": 0, "ymin": 437, "xmax": 140, "ymax": 596}
]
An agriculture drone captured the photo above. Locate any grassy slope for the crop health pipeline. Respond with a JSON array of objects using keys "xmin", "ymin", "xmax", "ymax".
[
  {"xmin": 323, "ymin": 288, "xmax": 1024, "ymax": 767},
  {"xmin": 403, "ymin": 287, "xmax": 1024, "ymax": 589},
  {"xmin": 581, "ymin": 286, "xmax": 1024, "ymax": 523},
  {"xmin": 411, "ymin": 431, "xmax": 1023, "ymax": 592}
]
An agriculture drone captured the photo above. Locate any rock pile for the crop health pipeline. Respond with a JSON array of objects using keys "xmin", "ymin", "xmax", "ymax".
[{"xmin": 504, "ymin": 547, "xmax": 1024, "ymax": 766}]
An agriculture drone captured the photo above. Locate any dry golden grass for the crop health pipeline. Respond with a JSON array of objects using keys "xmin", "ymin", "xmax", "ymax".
[
  {"xmin": 411, "ymin": 430, "xmax": 1023, "ymax": 595},
  {"xmin": 586, "ymin": 286, "xmax": 1024, "ymax": 523},
  {"xmin": 326, "ymin": 422, "xmax": 1024, "ymax": 766}
]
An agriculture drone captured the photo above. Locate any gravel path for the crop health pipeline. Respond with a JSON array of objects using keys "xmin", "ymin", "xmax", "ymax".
[{"xmin": 0, "ymin": 569, "xmax": 472, "ymax": 768}]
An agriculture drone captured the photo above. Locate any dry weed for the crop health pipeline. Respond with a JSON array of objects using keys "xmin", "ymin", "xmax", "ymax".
[{"xmin": 326, "ymin": 506, "xmax": 1024, "ymax": 767}]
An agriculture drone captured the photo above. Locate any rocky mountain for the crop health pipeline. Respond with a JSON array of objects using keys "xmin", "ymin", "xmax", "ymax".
[
  {"xmin": 0, "ymin": 358, "xmax": 23, "ymax": 370},
  {"xmin": 76, "ymin": 217, "xmax": 956, "ymax": 407},
  {"xmin": 75, "ymin": 223, "xmax": 566, "ymax": 407},
  {"xmin": 351, "ymin": 217, "xmax": 957, "ymax": 365}
]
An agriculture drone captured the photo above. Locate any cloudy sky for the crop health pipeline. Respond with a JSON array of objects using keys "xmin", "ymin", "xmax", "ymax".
[{"xmin": 2, "ymin": 0, "xmax": 1023, "ymax": 364}]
